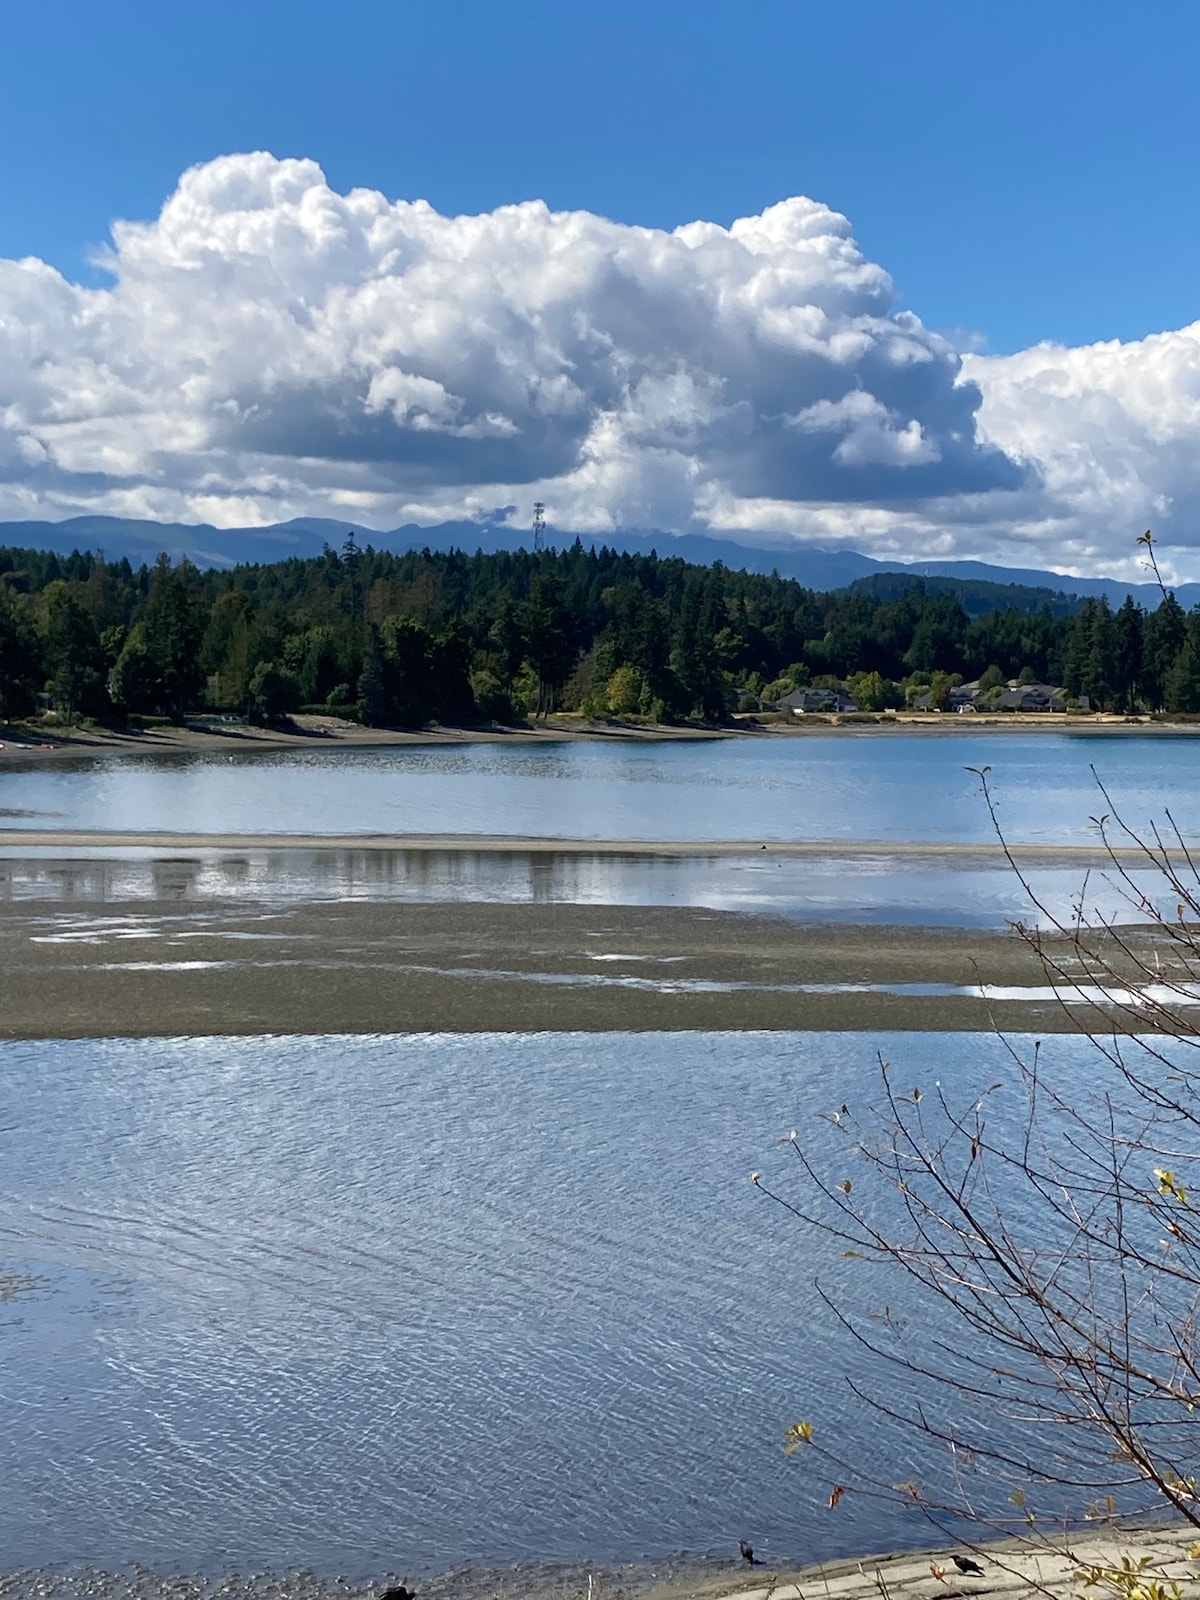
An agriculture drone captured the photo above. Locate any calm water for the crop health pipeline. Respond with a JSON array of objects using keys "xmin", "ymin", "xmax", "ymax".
[
  {"xmin": 1, "ymin": 733, "xmax": 1196, "ymax": 844},
  {"xmin": 0, "ymin": 1029, "xmax": 1098, "ymax": 1574},
  {"xmin": 0, "ymin": 845, "xmax": 1181, "ymax": 929}
]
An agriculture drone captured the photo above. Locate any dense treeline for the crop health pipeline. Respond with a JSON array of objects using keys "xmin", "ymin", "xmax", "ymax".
[
  {"xmin": 844, "ymin": 571, "xmax": 1084, "ymax": 617},
  {"xmin": 2, "ymin": 537, "xmax": 1200, "ymax": 726}
]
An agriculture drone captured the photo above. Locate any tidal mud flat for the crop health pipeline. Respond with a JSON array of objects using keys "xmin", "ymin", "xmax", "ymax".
[{"xmin": 0, "ymin": 898, "xmax": 1188, "ymax": 1037}]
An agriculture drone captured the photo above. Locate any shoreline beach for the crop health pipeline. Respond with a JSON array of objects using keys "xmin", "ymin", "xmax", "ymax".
[
  {"xmin": 1, "ymin": 711, "xmax": 1198, "ymax": 763},
  {"xmin": 0, "ymin": 1523, "xmax": 1191, "ymax": 1600}
]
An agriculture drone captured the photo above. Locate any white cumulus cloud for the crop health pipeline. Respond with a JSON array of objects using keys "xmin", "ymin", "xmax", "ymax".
[
  {"xmin": 966, "ymin": 325, "xmax": 1200, "ymax": 577},
  {"xmin": 0, "ymin": 150, "xmax": 1197, "ymax": 577}
]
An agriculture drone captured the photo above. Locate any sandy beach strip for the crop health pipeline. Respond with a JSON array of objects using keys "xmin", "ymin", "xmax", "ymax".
[
  {"xmin": 683, "ymin": 1522, "xmax": 1200, "ymax": 1600},
  {"xmin": 660, "ymin": 1523, "xmax": 1199, "ymax": 1600},
  {"xmin": 0, "ymin": 829, "xmax": 1182, "ymax": 867},
  {"xmin": 0, "ymin": 899, "xmax": 1187, "ymax": 1038}
]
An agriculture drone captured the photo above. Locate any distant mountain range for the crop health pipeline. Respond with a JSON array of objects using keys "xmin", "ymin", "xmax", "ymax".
[{"xmin": 1, "ymin": 513, "xmax": 1192, "ymax": 610}]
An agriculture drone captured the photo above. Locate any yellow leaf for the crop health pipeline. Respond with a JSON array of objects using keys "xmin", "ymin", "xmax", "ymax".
[{"xmin": 784, "ymin": 1420, "xmax": 814, "ymax": 1455}]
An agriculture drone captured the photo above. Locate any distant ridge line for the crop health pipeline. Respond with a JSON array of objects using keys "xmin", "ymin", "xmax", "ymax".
[{"xmin": 0, "ymin": 514, "xmax": 1189, "ymax": 609}]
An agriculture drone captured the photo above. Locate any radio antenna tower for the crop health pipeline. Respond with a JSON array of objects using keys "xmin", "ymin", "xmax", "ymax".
[{"xmin": 532, "ymin": 502, "xmax": 546, "ymax": 552}]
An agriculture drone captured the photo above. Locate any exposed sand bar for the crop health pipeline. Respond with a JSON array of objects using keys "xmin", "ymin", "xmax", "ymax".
[
  {"xmin": 0, "ymin": 899, "xmax": 1190, "ymax": 1038},
  {"xmin": 0, "ymin": 829, "xmax": 1184, "ymax": 866}
]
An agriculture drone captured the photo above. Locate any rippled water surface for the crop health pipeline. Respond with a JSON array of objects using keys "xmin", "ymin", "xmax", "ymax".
[
  {"xmin": 0, "ymin": 1029, "xmax": 1084, "ymax": 1573},
  {"xmin": 2, "ymin": 733, "xmax": 1197, "ymax": 843}
]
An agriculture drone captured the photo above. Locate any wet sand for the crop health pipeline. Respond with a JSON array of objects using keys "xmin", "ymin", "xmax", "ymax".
[{"xmin": 0, "ymin": 898, "xmax": 1187, "ymax": 1037}]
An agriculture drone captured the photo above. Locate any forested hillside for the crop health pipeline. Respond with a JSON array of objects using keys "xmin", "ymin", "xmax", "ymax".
[
  {"xmin": 1, "ymin": 536, "xmax": 1197, "ymax": 726},
  {"xmin": 843, "ymin": 571, "xmax": 1084, "ymax": 618}
]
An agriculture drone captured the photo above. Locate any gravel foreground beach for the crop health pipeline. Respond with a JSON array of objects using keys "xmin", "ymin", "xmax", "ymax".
[{"xmin": 2, "ymin": 1526, "xmax": 1194, "ymax": 1600}]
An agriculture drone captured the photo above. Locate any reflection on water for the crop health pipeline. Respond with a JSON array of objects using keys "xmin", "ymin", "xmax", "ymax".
[
  {"xmin": 2, "ymin": 733, "xmax": 1200, "ymax": 843},
  {"xmin": 0, "ymin": 844, "xmax": 1183, "ymax": 929},
  {"xmin": 0, "ymin": 1029, "xmax": 1112, "ymax": 1573}
]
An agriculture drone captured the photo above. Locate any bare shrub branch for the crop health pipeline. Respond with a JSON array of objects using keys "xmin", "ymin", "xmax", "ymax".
[{"xmin": 757, "ymin": 741, "xmax": 1200, "ymax": 1586}]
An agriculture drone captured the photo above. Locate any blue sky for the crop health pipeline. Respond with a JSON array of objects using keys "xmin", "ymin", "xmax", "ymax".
[
  {"xmin": 2, "ymin": 0, "xmax": 1199, "ymax": 574},
  {"xmin": 4, "ymin": 0, "xmax": 1196, "ymax": 354}
]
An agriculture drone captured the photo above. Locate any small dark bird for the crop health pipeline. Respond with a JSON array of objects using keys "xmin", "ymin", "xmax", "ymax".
[
  {"xmin": 953, "ymin": 1556, "xmax": 984, "ymax": 1578},
  {"xmin": 381, "ymin": 1586, "xmax": 415, "ymax": 1600},
  {"xmin": 739, "ymin": 1541, "xmax": 756, "ymax": 1565}
]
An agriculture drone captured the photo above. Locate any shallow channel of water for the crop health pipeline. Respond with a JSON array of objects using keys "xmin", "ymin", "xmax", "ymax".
[
  {"xmin": 2, "ymin": 733, "xmax": 1197, "ymax": 845},
  {"xmin": 0, "ymin": 845, "xmax": 1183, "ymax": 930}
]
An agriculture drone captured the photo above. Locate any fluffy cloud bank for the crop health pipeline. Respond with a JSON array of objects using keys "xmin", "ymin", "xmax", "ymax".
[
  {"xmin": 966, "ymin": 328, "xmax": 1200, "ymax": 577},
  {"xmin": 0, "ymin": 151, "xmax": 1198, "ymax": 575}
]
